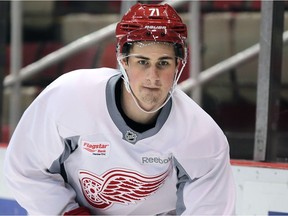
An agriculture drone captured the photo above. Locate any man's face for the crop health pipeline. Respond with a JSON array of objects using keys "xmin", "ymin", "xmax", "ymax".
[{"xmin": 122, "ymin": 42, "xmax": 178, "ymax": 111}]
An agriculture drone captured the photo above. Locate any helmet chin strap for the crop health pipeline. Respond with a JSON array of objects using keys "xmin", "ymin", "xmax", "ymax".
[{"xmin": 117, "ymin": 58, "xmax": 186, "ymax": 114}]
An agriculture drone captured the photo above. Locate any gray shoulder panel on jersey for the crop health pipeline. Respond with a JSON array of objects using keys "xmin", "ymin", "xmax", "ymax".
[
  {"xmin": 106, "ymin": 74, "xmax": 172, "ymax": 144},
  {"xmin": 48, "ymin": 136, "xmax": 80, "ymax": 174},
  {"xmin": 173, "ymin": 157, "xmax": 195, "ymax": 215}
]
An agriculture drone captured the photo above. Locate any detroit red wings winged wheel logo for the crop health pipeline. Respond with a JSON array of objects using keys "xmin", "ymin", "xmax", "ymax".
[{"xmin": 79, "ymin": 168, "xmax": 170, "ymax": 209}]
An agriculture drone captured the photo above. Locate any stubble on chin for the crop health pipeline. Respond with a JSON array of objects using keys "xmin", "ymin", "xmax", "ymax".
[{"xmin": 138, "ymin": 88, "xmax": 164, "ymax": 107}]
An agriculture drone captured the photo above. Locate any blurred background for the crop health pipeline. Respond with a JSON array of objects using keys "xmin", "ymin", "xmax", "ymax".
[{"xmin": 2, "ymin": 0, "xmax": 288, "ymax": 160}]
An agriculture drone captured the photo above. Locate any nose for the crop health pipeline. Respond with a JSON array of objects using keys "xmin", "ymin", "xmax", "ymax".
[{"xmin": 146, "ymin": 64, "xmax": 160, "ymax": 81}]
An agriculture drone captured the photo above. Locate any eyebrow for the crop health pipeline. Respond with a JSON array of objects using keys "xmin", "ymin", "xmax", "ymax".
[{"xmin": 132, "ymin": 55, "xmax": 174, "ymax": 60}]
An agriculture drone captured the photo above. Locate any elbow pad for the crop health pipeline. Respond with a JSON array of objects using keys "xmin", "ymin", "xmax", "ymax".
[{"xmin": 64, "ymin": 206, "xmax": 91, "ymax": 215}]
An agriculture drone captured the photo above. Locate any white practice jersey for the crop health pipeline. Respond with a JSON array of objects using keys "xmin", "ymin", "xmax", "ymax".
[{"xmin": 4, "ymin": 68, "xmax": 236, "ymax": 215}]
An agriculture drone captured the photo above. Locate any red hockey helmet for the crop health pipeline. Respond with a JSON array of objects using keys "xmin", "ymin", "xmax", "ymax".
[{"xmin": 115, "ymin": 3, "xmax": 187, "ymax": 59}]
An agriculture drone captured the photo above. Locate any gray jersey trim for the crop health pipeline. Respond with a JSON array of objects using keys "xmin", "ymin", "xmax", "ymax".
[
  {"xmin": 173, "ymin": 157, "xmax": 194, "ymax": 215},
  {"xmin": 106, "ymin": 74, "xmax": 172, "ymax": 144},
  {"xmin": 48, "ymin": 136, "xmax": 80, "ymax": 181}
]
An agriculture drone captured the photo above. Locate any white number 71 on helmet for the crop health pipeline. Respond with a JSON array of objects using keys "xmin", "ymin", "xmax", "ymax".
[{"xmin": 149, "ymin": 8, "xmax": 160, "ymax": 16}]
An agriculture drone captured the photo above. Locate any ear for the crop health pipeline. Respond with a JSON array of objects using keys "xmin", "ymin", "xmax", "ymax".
[
  {"xmin": 176, "ymin": 57, "xmax": 180, "ymax": 66},
  {"xmin": 120, "ymin": 58, "xmax": 129, "ymax": 70}
]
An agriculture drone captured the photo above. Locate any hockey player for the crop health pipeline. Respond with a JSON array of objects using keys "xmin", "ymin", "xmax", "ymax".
[{"xmin": 4, "ymin": 3, "xmax": 236, "ymax": 215}]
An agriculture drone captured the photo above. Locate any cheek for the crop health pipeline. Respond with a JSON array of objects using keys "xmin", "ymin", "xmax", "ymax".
[
  {"xmin": 163, "ymin": 71, "xmax": 176, "ymax": 87},
  {"xmin": 126, "ymin": 70, "xmax": 141, "ymax": 89},
  {"xmin": 127, "ymin": 69, "xmax": 136, "ymax": 81}
]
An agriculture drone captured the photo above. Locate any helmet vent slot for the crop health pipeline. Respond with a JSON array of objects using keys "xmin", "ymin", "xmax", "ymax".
[
  {"xmin": 120, "ymin": 24, "xmax": 140, "ymax": 31},
  {"xmin": 148, "ymin": 16, "xmax": 164, "ymax": 20}
]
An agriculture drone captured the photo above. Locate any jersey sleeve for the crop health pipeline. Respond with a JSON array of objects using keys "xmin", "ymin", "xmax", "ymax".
[
  {"xmin": 174, "ymin": 130, "xmax": 236, "ymax": 215},
  {"xmin": 3, "ymin": 88, "xmax": 79, "ymax": 215}
]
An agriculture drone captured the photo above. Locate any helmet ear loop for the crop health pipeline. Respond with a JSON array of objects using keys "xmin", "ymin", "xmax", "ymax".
[
  {"xmin": 170, "ymin": 56, "xmax": 187, "ymax": 94},
  {"xmin": 117, "ymin": 56, "xmax": 132, "ymax": 94},
  {"xmin": 168, "ymin": 43, "xmax": 188, "ymax": 93}
]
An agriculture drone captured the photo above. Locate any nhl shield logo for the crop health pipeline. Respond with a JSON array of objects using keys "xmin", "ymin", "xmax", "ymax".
[{"xmin": 125, "ymin": 130, "xmax": 137, "ymax": 143}]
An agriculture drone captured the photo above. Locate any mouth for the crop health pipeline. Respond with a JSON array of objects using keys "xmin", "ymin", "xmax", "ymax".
[
  {"xmin": 143, "ymin": 85, "xmax": 160, "ymax": 90},
  {"xmin": 142, "ymin": 87, "xmax": 161, "ymax": 94}
]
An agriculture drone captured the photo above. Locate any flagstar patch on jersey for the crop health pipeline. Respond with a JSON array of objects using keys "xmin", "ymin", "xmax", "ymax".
[{"xmin": 82, "ymin": 141, "xmax": 110, "ymax": 158}]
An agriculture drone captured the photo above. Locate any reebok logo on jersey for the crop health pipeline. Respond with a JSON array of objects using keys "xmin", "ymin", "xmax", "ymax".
[
  {"xmin": 142, "ymin": 156, "xmax": 172, "ymax": 165},
  {"xmin": 82, "ymin": 141, "xmax": 110, "ymax": 158}
]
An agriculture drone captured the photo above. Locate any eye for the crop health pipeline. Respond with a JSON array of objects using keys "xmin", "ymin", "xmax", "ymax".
[
  {"xmin": 138, "ymin": 59, "xmax": 149, "ymax": 66},
  {"xmin": 157, "ymin": 60, "xmax": 170, "ymax": 67}
]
